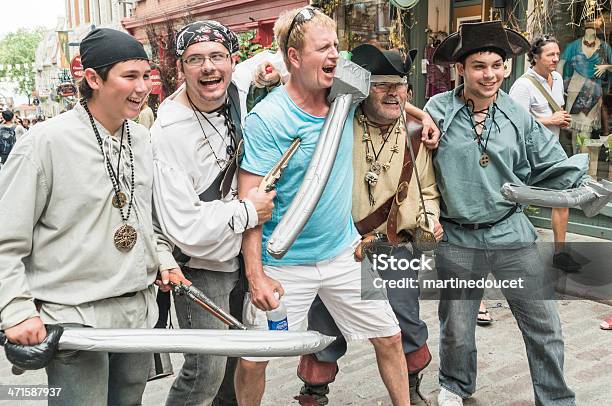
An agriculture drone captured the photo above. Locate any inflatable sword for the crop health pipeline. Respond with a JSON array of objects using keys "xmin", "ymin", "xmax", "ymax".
[
  {"xmin": 500, "ymin": 179, "xmax": 612, "ymax": 217},
  {"xmin": 1, "ymin": 326, "xmax": 335, "ymax": 371},
  {"xmin": 267, "ymin": 57, "xmax": 370, "ymax": 258}
]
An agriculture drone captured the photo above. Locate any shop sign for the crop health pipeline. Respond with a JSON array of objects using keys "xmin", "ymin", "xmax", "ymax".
[
  {"xmin": 70, "ymin": 55, "xmax": 84, "ymax": 80},
  {"xmin": 57, "ymin": 81, "xmax": 77, "ymax": 97},
  {"xmin": 151, "ymin": 69, "xmax": 162, "ymax": 95}
]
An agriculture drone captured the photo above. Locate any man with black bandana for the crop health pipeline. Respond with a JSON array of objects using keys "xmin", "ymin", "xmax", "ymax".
[
  {"xmin": 0, "ymin": 28, "xmax": 178, "ymax": 406},
  {"xmin": 150, "ymin": 20, "xmax": 275, "ymax": 406},
  {"xmin": 424, "ymin": 21, "xmax": 586, "ymax": 405}
]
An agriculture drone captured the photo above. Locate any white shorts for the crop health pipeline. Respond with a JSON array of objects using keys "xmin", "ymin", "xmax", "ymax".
[{"xmin": 242, "ymin": 245, "xmax": 399, "ymax": 362}]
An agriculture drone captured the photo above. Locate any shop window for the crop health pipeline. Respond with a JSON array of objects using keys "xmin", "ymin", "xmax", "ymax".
[
  {"xmin": 337, "ymin": 1, "xmax": 396, "ymax": 50},
  {"xmin": 556, "ymin": 12, "xmax": 612, "ymax": 181}
]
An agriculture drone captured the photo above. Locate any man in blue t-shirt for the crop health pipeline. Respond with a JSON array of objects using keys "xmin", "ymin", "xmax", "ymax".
[{"xmin": 235, "ymin": 7, "xmax": 409, "ymax": 406}]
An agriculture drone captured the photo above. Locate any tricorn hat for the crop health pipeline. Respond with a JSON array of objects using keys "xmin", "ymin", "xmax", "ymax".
[
  {"xmin": 432, "ymin": 21, "xmax": 529, "ymax": 64},
  {"xmin": 351, "ymin": 44, "xmax": 418, "ymax": 80}
]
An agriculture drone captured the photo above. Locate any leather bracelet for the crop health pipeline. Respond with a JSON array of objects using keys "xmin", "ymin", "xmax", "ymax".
[{"xmin": 241, "ymin": 200, "xmax": 250, "ymax": 229}]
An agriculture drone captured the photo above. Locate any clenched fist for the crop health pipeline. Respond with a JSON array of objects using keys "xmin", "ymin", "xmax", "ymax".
[
  {"xmin": 4, "ymin": 317, "xmax": 47, "ymax": 346},
  {"xmin": 245, "ymin": 187, "xmax": 276, "ymax": 224}
]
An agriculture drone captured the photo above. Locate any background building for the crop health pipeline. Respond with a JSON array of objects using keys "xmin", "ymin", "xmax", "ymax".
[
  {"xmin": 123, "ymin": 0, "xmax": 307, "ymax": 46},
  {"xmin": 33, "ymin": 1, "xmax": 134, "ymax": 116}
]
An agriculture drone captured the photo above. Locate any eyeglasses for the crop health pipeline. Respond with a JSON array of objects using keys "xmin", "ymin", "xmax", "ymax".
[
  {"xmin": 284, "ymin": 7, "xmax": 317, "ymax": 55},
  {"xmin": 371, "ymin": 82, "xmax": 408, "ymax": 92},
  {"xmin": 182, "ymin": 53, "xmax": 230, "ymax": 67}
]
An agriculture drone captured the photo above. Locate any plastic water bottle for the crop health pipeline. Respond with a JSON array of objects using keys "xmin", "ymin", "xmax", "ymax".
[{"xmin": 266, "ymin": 292, "xmax": 288, "ymax": 331}]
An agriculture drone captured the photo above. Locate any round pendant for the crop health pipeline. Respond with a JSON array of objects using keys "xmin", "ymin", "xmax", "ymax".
[
  {"xmin": 371, "ymin": 162, "xmax": 382, "ymax": 174},
  {"xmin": 226, "ymin": 145, "xmax": 235, "ymax": 156},
  {"xmin": 112, "ymin": 191, "xmax": 127, "ymax": 208},
  {"xmin": 114, "ymin": 224, "xmax": 137, "ymax": 252},
  {"xmin": 479, "ymin": 153, "xmax": 490, "ymax": 167},
  {"xmin": 365, "ymin": 171, "xmax": 379, "ymax": 187}
]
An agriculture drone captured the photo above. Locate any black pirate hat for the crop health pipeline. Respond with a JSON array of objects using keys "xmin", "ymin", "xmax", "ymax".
[
  {"xmin": 351, "ymin": 44, "xmax": 418, "ymax": 77},
  {"xmin": 432, "ymin": 21, "xmax": 529, "ymax": 64}
]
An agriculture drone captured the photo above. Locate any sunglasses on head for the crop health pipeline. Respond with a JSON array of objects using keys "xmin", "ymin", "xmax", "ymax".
[{"xmin": 284, "ymin": 7, "xmax": 318, "ymax": 55}]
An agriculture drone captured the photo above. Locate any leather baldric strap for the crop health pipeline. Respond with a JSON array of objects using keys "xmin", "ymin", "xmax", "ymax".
[{"xmin": 355, "ymin": 113, "xmax": 423, "ymax": 240}]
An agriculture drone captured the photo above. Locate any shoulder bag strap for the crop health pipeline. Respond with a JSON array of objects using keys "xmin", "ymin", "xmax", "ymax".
[{"xmin": 522, "ymin": 74, "xmax": 562, "ymax": 113}]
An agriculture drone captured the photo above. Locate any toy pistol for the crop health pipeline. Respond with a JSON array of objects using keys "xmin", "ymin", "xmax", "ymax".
[{"xmin": 258, "ymin": 137, "xmax": 301, "ymax": 193}]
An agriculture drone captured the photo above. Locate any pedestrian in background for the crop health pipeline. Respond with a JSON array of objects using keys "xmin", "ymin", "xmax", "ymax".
[
  {"xmin": 509, "ymin": 35, "xmax": 581, "ymax": 273},
  {"xmin": 138, "ymin": 96, "xmax": 155, "ymax": 129},
  {"xmin": 0, "ymin": 110, "xmax": 18, "ymax": 167}
]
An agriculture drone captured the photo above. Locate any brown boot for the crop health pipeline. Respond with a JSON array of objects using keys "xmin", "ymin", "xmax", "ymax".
[
  {"xmin": 405, "ymin": 343, "xmax": 432, "ymax": 373},
  {"xmin": 294, "ymin": 354, "xmax": 338, "ymax": 406},
  {"xmin": 409, "ymin": 373, "xmax": 431, "ymax": 406},
  {"xmin": 294, "ymin": 383, "xmax": 330, "ymax": 406}
]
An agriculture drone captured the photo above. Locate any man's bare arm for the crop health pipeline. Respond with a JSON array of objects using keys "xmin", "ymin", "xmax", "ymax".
[
  {"xmin": 405, "ymin": 102, "xmax": 440, "ymax": 149},
  {"xmin": 238, "ymin": 169, "xmax": 284, "ymax": 311}
]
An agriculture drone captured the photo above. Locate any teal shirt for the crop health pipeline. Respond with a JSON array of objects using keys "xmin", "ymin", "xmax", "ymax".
[
  {"xmin": 424, "ymin": 86, "xmax": 589, "ymax": 248},
  {"xmin": 241, "ymin": 86, "xmax": 358, "ymax": 265}
]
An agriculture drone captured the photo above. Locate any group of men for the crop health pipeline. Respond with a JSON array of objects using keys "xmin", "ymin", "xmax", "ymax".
[{"xmin": 0, "ymin": 6, "xmax": 591, "ymax": 406}]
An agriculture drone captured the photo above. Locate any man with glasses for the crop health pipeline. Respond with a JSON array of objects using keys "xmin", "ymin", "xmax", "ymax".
[
  {"xmin": 294, "ymin": 44, "xmax": 443, "ymax": 406},
  {"xmin": 236, "ymin": 8, "xmax": 411, "ymax": 406},
  {"xmin": 150, "ymin": 21, "xmax": 275, "ymax": 406}
]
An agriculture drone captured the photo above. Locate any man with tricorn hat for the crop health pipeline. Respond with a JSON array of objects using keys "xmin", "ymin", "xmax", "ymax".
[
  {"xmin": 0, "ymin": 28, "xmax": 179, "ymax": 405},
  {"xmin": 424, "ymin": 21, "xmax": 587, "ymax": 405},
  {"xmin": 150, "ymin": 20, "xmax": 275, "ymax": 406},
  {"xmin": 293, "ymin": 43, "xmax": 443, "ymax": 406}
]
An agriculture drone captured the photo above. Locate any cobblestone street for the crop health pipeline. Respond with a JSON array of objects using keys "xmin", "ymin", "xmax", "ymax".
[{"xmin": 2, "ymin": 229, "xmax": 611, "ymax": 405}]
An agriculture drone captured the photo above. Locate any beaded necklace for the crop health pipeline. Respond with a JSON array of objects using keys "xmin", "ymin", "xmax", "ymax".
[
  {"xmin": 185, "ymin": 90, "xmax": 237, "ymax": 170},
  {"xmin": 358, "ymin": 109, "xmax": 401, "ymax": 205},
  {"xmin": 80, "ymin": 98, "xmax": 137, "ymax": 251}
]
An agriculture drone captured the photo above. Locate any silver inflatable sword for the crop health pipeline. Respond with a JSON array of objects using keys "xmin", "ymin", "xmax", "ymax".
[
  {"xmin": 267, "ymin": 57, "xmax": 370, "ymax": 258},
  {"xmin": 51, "ymin": 328, "xmax": 335, "ymax": 357},
  {"xmin": 500, "ymin": 179, "xmax": 612, "ymax": 217}
]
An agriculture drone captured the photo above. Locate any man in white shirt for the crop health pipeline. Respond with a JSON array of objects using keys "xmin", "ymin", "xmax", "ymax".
[
  {"xmin": 150, "ymin": 21, "xmax": 275, "ymax": 406},
  {"xmin": 509, "ymin": 35, "xmax": 581, "ymax": 272}
]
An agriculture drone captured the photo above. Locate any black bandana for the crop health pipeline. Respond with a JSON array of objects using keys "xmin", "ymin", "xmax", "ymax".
[
  {"xmin": 175, "ymin": 21, "xmax": 239, "ymax": 57},
  {"xmin": 80, "ymin": 28, "xmax": 149, "ymax": 70}
]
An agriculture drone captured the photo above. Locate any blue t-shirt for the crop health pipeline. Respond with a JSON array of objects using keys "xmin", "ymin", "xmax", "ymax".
[{"xmin": 241, "ymin": 86, "xmax": 358, "ymax": 265}]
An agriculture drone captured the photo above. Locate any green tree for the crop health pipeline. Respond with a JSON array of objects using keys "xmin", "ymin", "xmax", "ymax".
[{"xmin": 0, "ymin": 27, "xmax": 45, "ymax": 103}]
